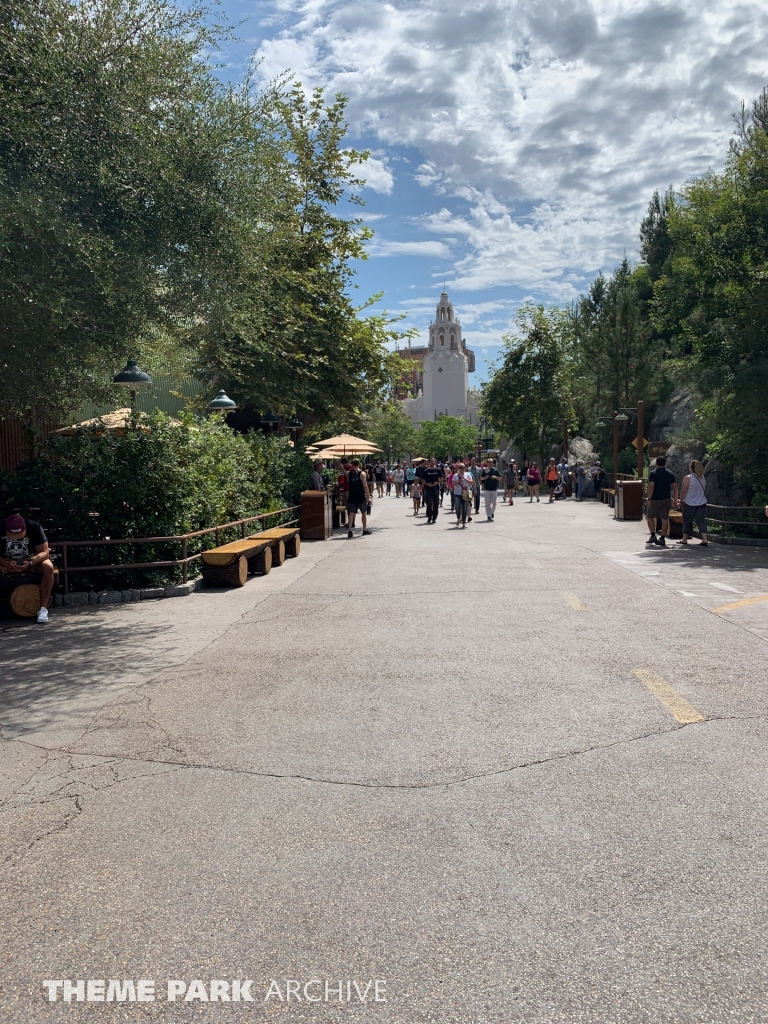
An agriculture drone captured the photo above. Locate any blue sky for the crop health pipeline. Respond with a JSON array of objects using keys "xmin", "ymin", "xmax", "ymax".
[{"xmin": 211, "ymin": 0, "xmax": 768, "ymax": 384}]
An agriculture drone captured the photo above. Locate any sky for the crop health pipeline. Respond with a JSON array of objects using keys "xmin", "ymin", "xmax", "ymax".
[{"xmin": 212, "ymin": 0, "xmax": 768, "ymax": 384}]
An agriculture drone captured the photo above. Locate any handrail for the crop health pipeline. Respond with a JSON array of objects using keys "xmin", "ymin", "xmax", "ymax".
[{"xmin": 49, "ymin": 507, "xmax": 300, "ymax": 593}]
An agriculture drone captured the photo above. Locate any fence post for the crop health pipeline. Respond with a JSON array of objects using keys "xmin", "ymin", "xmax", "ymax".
[
  {"xmin": 240, "ymin": 520, "xmax": 245, "ymax": 538},
  {"xmin": 63, "ymin": 543, "xmax": 69, "ymax": 594},
  {"xmin": 182, "ymin": 537, "xmax": 188, "ymax": 583}
]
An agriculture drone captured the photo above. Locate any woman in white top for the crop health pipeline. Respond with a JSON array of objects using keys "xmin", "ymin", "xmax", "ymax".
[
  {"xmin": 393, "ymin": 465, "xmax": 405, "ymax": 497},
  {"xmin": 678, "ymin": 459, "xmax": 708, "ymax": 546},
  {"xmin": 452, "ymin": 463, "xmax": 474, "ymax": 528}
]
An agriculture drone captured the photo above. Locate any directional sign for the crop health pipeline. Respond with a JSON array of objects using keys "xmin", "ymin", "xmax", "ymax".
[
  {"xmin": 647, "ymin": 441, "xmax": 671, "ymax": 458},
  {"xmin": 631, "ymin": 436, "xmax": 649, "ymax": 449}
]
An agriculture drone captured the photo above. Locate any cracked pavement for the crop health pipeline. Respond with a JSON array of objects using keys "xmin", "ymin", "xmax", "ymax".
[{"xmin": 1, "ymin": 496, "xmax": 767, "ymax": 1022}]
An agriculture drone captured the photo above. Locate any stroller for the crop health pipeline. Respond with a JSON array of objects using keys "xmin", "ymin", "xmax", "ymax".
[{"xmin": 553, "ymin": 482, "xmax": 565, "ymax": 501}]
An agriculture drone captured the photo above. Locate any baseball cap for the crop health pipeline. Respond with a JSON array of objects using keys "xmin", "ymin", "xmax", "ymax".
[{"xmin": 6, "ymin": 514, "xmax": 25, "ymax": 534}]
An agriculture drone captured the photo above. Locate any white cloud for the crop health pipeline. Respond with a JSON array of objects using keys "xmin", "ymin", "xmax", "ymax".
[
  {"xmin": 254, "ymin": 0, "xmax": 768, "ymax": 297},
  {"xmin": 368, "ymin": 239, "xmax": 451, "ymax": 258},
  {"xmin": 348, "ymin": 154, "xmax": 394, "ymax": 193}
]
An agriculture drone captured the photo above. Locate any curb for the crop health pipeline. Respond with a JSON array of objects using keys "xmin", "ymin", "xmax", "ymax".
[
  {"xmin": 710, "ymin": 536, "xmax": 768, "ymax": 549},
  {"xmin": 53, "ymin": 578, "xmax": 205, "ymax": 608}
]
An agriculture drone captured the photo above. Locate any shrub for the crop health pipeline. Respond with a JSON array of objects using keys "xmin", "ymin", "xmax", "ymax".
[{"xmin": 1, "ymin": 413, "xmax": 309, "ymax": 589}]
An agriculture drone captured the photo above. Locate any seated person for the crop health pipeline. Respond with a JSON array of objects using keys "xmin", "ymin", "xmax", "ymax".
[{"xmin": 0, "ymin": 513, "xmax": 54, "ymax": 623}]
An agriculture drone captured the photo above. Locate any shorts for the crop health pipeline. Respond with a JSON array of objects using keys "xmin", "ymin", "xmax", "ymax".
[
  {"xmin": 647, "ymin": 498, "xmax": 672, "ymax": 520},
  {"xmin": 546, "ymin": 478, "xmax": 558, "ymax": 487},
  {"xmin": 347, "ymin": 501, "xmax": 368, "ymax": 515}
]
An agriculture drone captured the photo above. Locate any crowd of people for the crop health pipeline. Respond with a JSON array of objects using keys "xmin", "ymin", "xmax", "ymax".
[
  {"xmin": 314, "ymin": 452, "xmax": 715, "ymax": 548},
  {"xmin": 325, "ymin": 454, "xmax": 613, "ymax": 536}
]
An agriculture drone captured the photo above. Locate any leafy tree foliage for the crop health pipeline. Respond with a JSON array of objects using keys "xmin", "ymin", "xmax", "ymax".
[
  {"xmin": 0, "ymin": 0, "xmax": 398, "ymax": 426},
  {"xmin": 650, "ymin": 88, "xmax": 768, "ymax": 491},
  {"xmin": 417, "ymin": 415, "xmax": 478, "ymax": 460},
  {"xmin": 365, "ymin": 405, "xmax": 418, "ymax": 463},
  {"xmin": 483, "ymin": 306, "xmax": 572, "ymax": 463}
]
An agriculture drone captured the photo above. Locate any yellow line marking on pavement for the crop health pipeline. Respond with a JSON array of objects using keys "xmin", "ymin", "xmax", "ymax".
[
  {"xmin": 711, "ymin": 594, "xmax": 768, "ymax": 615},
  {"xmin": 634, "ymin": 669, "xmax": 705, "ymax": 724},
  {"xmin": 562, "ymin": 592, "xmax": 588, "ymax": 611}
]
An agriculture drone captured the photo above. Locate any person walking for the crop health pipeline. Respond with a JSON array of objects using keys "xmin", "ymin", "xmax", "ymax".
[
  {"xmin": 678, "ymin": 460, "xmax": 709, "ymax": 546},
  {"xmin": 503, "ymin": 462, "xmax": 517, "ymax": 505},
  {"xmin": 411, "ymin": 477, "xmax": 423, "ymax": 516},
  {"xmin": 590, "ymin": 459, "xmax": 604, "ymax": 500},
  {"xmin": 545, "ymin": 458, "xmax": 559, "ymax": 502},
  {"xmin": 527, "ymin": 461, "xmax": 541, "ymax": 501},
  {"xmin": 452, "ymin": 462, "xmax": 474, "ymax": 527},
  {"xmin": 521, "ymin": 458, "xmax": 530, "ymax": 498},
  {"xmin": 373, "ymin": 461, "xmax": 386, "ymax": 498},
  {"xmin": 469, "ymin": 457, "xmax": 481, "ymax": 520},
  {"xmin": 393, "ymin": 464, "xmax": 405, "ymax": 497},
  {"xmin": 405, "ymin": 463, "xmax": 415, "ymax": 496},
  {"xmin": 422, "ymin": 457, "xmax": 442, "ymax": 524},
  {"xmin": 481, "ymin": 457, "xmax": 501, "ymax": 519},
  {"xmin": 336, "ymin": 458, "xmax": 372, "ymax": 537},
  {"xmin": 646, "ymin": 455, "xmax": 679, "ymax": 547},
  {"xmin": 385, "ymin": 466, "xmax": 393, "ymax": 496}
]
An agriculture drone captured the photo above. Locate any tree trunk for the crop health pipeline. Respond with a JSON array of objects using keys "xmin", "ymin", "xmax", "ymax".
[
  {"xmin": 286, "ymin": 535, "xmax": 301, "ymax": 558},
  {"xmin": 202, "ymin": 554, "xmax": 248, "ymax": 588},
  {"xmin": 249, "ymin": 546, "xmax": 273, "ymax": 576}
]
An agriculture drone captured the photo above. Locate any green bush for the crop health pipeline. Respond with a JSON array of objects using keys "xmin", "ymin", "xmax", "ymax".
[{"xmin": 1, "ymin": 413, "xmax": 309, "ymax": 589}]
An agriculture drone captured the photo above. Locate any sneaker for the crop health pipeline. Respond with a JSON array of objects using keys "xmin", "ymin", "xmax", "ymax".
[
  {"xmin": 656, "ymin": 536, "xmax": 666, "ymax": 547},
  {"xmin": 536, "ymin": 497, "xmax": 540, "ymax": 502},
  {"xmin": 36, "ymin": 607, "xmax": 49, "ymax": 624},
  {"xmin": 362, "ymin": 529, "xmax": 372, "ymax": 535},
  {"xmin": 347, "ymin": 530, "xmax": 353, "ymax": 538},
  {"xmin": 646, "ymin": 535, "xmax": 657, "ymax": 545}
]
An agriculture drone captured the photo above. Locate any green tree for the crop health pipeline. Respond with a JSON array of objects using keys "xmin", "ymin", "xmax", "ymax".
[
  {"xmin": 365, "ymin": 405, "xmax": 418, "ymax": 463},
  {"xmin": 651, "ymin": 87, "xmax": 768, "ymax": 491},
  {"xmin": 417, "ymin": 415, "xmax": 477, "ymax": 459},
  {"xmin": 482, "ymin": 305, "xmax": 571, "ymax": 463}
]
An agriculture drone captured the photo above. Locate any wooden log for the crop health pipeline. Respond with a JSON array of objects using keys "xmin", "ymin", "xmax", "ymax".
[
  {"xmin": 271, "ymin": 539, "xmax": 286, "ymax": 566},
  {"xmin": 202, "ymin": 554, "xmax": 248, "ymax": 588},
  {"xmin": 250, "ymin": 545, "xmax": 272, "ymax": 576},
  {"xmin": 285, "ymin": 534, "xmax": 301, "ymax": 558},
  {"xmin": 10, "ymin": 584, "xmax": 42, "ymax": 618}
]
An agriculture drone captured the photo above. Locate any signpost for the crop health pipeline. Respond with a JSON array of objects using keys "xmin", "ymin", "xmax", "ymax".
[{"xmin": 647, "ymin": 441, "xmax": 671, "ymax": 459}]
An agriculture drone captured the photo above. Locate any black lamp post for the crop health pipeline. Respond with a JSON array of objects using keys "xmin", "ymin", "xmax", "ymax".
[
  {"xmin": 112, "ymin": 359, "xmax": 152, "ymax": 407},
  {"xmin": 261, "ymin": 410, "xmax": 280, "ymax": 433}
]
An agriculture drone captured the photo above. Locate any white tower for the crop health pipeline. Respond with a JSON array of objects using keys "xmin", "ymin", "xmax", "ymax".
[{"xmin": 422, "ymin": 292, "xmax": 470, "ymax": 419}]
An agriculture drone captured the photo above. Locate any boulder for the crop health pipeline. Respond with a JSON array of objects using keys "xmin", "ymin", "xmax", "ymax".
[
  {"xmin": 649, "ymin": 390, "xmax": 697, "ymax": 441},
  {"xmin": 566, "ymin": 436, "xmax": 598, "ymax": 497},
  {"xmin": 703, "ymin": 458, "xmax": 751, "ymax": 507},
  {"xmin": 662, "ymin": 442, "xmax": 706, "ymax": 488}
]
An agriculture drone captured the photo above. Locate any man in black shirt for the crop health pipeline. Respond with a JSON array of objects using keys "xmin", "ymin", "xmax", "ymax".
[
  {"xmin": 336, "ymin": 459, "xmax": 371, "ymax": 538},
  {"xmin": 480, "ymin": 458, "xmax": 502, "ymax": 520},
  {"xmin": 646, "ymin": 456, "xmax": 679, "ymax": 547},
  {"xmin": 0, "ymin": 513, "xmax": 54, "ymax": 622},
  {"xmin": 422, "ymin": 457, "xmax": 442, "ymax": 524}
]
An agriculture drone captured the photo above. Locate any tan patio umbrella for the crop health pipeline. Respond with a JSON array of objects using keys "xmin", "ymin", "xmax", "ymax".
[
  {"xmin": 55, "ymin": 409, "xmax": 185, "ymax": 435},
  {"xmin": 312, "ymin": 432, "xmax": 380, "ymax": 454}
]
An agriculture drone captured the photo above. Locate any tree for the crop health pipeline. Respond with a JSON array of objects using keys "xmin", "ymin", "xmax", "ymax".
[
  {"xmin": 0, "ymin": 0, "xmax": 257, "ymax": 419},
  {"xmin": 482, "ymin": 305, "xmax": 571, "ymax": 463},
  {"xmin": 365, "ymin": 405, "xmax": 418, "ymax": 463},
  {"xmin": 650, "ymin": 87, "xmax": 768, "ymax": 494},
  {"xmin": 417, "ymin": 415, "xmax": 477, "ymax": 459}
]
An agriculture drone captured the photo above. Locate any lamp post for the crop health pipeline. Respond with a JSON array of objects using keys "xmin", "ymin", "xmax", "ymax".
[
  {"xmin": 112, "ymin": 359, "xmax": 152, "ymax": 408},
  {"xmin": 563, "ymin": 418, "xmax": 569, "ymax": 461},
  {"xmin": 261, "ymin": 410, "xmax": 280, "ymax": 433},
  {"xmin": 207, "ymin": 390, "xmax": 237, "ymax": 412}
]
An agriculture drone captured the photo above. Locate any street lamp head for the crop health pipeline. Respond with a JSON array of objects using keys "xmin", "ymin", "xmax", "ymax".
[
  {"xmin": 261, "ymin": 410, "xmax": 280, "ymax": 424},
  {"xmin": 285, "ymin": 416, "xmax": 303, "ymax": 429},
  {"xmin": 595, "ymin": 419, "xmax": 607, "ymax": 429},
  {"xmin": 615, "ymin": 412, "xmax": 629, "ymax": 423},
  {"xmin": 112, "ymin": 359, "xmax": 152, "ymax": 387},
  {"xmin": 207, "ymin": 389, "xmax": 237, "ymax": 411}
]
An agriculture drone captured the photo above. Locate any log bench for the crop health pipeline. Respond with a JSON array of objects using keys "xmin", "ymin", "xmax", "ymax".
[
  {"xmin": 668, "ymin": 510, "xmax": 683, "ymax": 539},
  {"xmin": 601, "ymin": 487, "xmax": 616, "ymax": 507},
  {"xmin": 0, "ymin": 569, "xmax": 58, "ymax": 618},
  {"xmin": 201, "ymin": 527, "xmax": 300, "ymax": 588}
]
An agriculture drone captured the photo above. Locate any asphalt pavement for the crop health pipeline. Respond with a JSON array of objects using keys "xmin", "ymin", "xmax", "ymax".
[{"xmin": 2, "ymin": 492, "xmax": 767, "ymax": 1023}]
